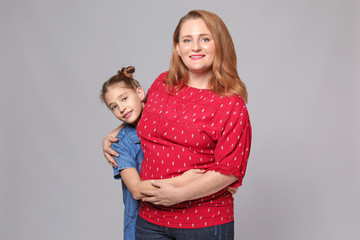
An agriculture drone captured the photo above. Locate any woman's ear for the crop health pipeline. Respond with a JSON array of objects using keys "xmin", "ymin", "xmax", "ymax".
[
  {"xmin": 136, "ymin": 87, "xmax": 146, "ymax": 102},
  {"xmin": 176, "ymin": 43, "xmax": 181, "ymax": 57}
]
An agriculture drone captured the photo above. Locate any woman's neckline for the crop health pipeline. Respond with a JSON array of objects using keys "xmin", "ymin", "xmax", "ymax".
[{"xmin": 183, "ymin": 83, "xmax": 212, "ymax": 92}]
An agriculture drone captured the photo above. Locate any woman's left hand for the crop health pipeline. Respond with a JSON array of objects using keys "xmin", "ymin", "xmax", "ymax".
[
  {"xmin": 141, "ymin": 181, "xmax": 184, "ymax": 206},
  {"xmin": 228, "ymin": 187, "xmax": 238, "ymax": 194}
]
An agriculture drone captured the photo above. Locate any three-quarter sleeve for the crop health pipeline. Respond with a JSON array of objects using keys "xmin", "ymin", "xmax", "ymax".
[{"xmin": 211, "ymin": 100, "xmax": 252, "ymax": 187}]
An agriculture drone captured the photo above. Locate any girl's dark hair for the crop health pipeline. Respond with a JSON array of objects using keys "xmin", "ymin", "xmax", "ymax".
[{"xmin": 100, "ymin": 66, "xmax": 141, "ymax": 103}]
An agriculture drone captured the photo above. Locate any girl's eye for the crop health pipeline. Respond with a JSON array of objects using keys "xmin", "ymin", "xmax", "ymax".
[
  {"xmin": 202, "ymin": 38, "xmax": 210, "ymax": 42},
  {"xmin": 122, "ymin": 97, "xmax": 128, "ymax": 102},
  {"xmin": 183, "ymin": 39, "xmax": 191, "ymax": 43},
  {"xmin": 111, "ymin": 105, "xmax": 117, "ymax": 111}
]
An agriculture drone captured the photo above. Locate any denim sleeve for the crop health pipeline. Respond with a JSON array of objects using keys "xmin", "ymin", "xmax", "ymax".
[{"xmin": 111, "ymin": 142, "xmax": 137, "ymax": 180}]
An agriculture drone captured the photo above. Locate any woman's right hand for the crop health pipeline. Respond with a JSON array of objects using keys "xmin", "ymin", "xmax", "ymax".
[
  {"xmin": 102, "ymin": 125, "xmax": 123, "ymax": 168},
  {"xmin": 227, "ymin": 187, "xmax": 238, "ymax": 195},
  {"xmin": 102, "ymin": 135, "xmax": 119, "ymax": 168}
]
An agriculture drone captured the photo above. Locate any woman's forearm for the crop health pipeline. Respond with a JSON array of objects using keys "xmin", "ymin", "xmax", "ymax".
[
  {"xmin": 176, "ymin": 170, "xmax": 238, "ymax": 201},
  {"xmin": 121, "ymin": 168, "xmax": 204, "ymax": 200},
  {"xmin": 132, "ymin": 178, "xmax": 183, "ymax": 200},
  {"xmin": 140, "ymin": 171, "xmax": 238, "ymax": 206}
]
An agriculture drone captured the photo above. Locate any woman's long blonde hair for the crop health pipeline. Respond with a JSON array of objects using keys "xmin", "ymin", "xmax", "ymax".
[{"xmin": 166, "ymin": 10, "xmax": 248, "ymax": 103}]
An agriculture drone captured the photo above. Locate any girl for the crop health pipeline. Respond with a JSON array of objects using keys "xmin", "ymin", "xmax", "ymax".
[{"xmin": 100, "ymin": 66, "xmax": 204, "ymax": 240}]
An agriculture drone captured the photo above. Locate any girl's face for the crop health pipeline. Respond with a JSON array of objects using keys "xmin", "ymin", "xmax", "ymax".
[
  {"xmin": 105, "ymin": 83, "xmax": 145, "ymax": 126},
  {"xmin": 176, "ymin": 18, "xmax": 216, "ymax": 78}
]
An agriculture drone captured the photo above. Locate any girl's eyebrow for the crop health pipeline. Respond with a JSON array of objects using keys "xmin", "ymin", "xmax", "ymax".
[
  {"xmin": 107, "ymin": 93, "xmax": 127, "ymax": 108},
  {"xmin": 117, "ymin": 93, "xmax": 127, "ymax": 99},
  {"xmin": 107, "ymin": 102, "xmax": 115, "ymax": 109}
]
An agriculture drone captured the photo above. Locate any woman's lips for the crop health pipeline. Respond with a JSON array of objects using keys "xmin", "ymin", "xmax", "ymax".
[{"xmin": 190, "ymin": 55, "xmax": 205, "ymax": 59}]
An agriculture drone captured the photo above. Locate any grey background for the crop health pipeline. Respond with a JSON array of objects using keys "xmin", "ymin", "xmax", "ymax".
[{"xmin": 1, "ymin": 0, "xmax": 359, "ymax": 239}]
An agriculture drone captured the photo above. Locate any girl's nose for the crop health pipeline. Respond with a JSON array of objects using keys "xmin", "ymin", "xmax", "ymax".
[{"xmin": 118, "ymin": 105, "xmax": 126, "ymax": 113}]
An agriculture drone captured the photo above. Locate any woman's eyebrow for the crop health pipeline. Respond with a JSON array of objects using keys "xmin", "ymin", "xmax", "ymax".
[{"xmin": 180, "ymin": 33, "xmax": 212, "ymax": 39}]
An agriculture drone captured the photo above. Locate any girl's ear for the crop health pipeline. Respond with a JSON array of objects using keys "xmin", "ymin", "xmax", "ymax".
[{"xmin": 136, "ymin": 87, "xmax": 146, "ymax": 101}]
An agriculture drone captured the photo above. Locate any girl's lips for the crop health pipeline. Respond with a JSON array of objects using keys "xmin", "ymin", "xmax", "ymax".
[{"xmin": 123, "ymin": 111, "xmax": 133, "ymax": 119}]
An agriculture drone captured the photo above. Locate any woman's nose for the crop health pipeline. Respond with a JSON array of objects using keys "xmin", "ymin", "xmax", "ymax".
[{"xmin": 192, "ymin": 40, "xmax": 201, "ymax": 51}]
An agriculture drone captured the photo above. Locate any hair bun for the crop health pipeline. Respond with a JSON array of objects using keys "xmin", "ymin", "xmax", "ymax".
[{"xmin": 118, "ymin": 66, "xmax": 135, "ymax": 79}]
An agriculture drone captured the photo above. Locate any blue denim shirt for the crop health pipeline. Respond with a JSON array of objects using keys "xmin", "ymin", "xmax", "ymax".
[{"xmin": 111, "ymin": 124, "xmax": 143, "ymax": 240}]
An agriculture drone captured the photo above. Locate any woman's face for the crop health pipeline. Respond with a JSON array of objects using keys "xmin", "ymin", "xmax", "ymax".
[{"xmin": 176, "ymin": 18, "xmax": 216, "ymax": 77}]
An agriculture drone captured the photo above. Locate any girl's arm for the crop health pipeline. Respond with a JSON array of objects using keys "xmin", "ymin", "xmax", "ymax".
[
  {"xmin": 120, "ymin": 168, "xmax": 205, "ymax": 200},
  {"xmin": 141, "ymin": 170, "xmax": 238, "ymax": 206}
]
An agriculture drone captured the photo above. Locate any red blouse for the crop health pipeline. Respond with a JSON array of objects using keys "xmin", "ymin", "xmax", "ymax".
[{"xmin": 137, "ymin": 72, "xmax": 252, "ymax": 228}]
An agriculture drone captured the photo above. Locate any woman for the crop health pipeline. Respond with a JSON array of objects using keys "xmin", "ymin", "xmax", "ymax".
[{"xmin": 103, "ymin": 10, "xmax": 251, "ymax": 240}]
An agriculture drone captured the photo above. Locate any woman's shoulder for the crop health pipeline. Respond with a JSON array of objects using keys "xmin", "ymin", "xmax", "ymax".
[
  {"xmin": 154, "ymin": 71, "xmax": 168, "ymax": 84},
  {"xmin": 157, "ymin": 71, "xmax": 168, "ymax": 79},
  {"xmin": 205, "ymin": 93, "xmax": 248, "ymax": 119},
  {"xmin": 146, "ymin": 71, "xmax": 169, "ymax": 99},
  {"xmin": 212, "ymin": 92, "xmax": 246, "ymax": 108},
  {"xmin": 148, "ymin": 71, "xmax": 168, "ymax": 90}
]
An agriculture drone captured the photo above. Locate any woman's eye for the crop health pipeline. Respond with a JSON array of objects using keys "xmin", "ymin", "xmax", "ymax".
[
  {"xmin": 183, "ymin": 39, "xmax": 191, "ymax": 43},
  {"xmin": 202, "ymin": 38, "xmax": 210, "ymax": 42}
]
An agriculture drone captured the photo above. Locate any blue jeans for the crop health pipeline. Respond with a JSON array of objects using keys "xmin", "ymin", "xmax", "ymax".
[{"xmin": 135, "ymin": 215, "xmax": 234, "ymax": 240}]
